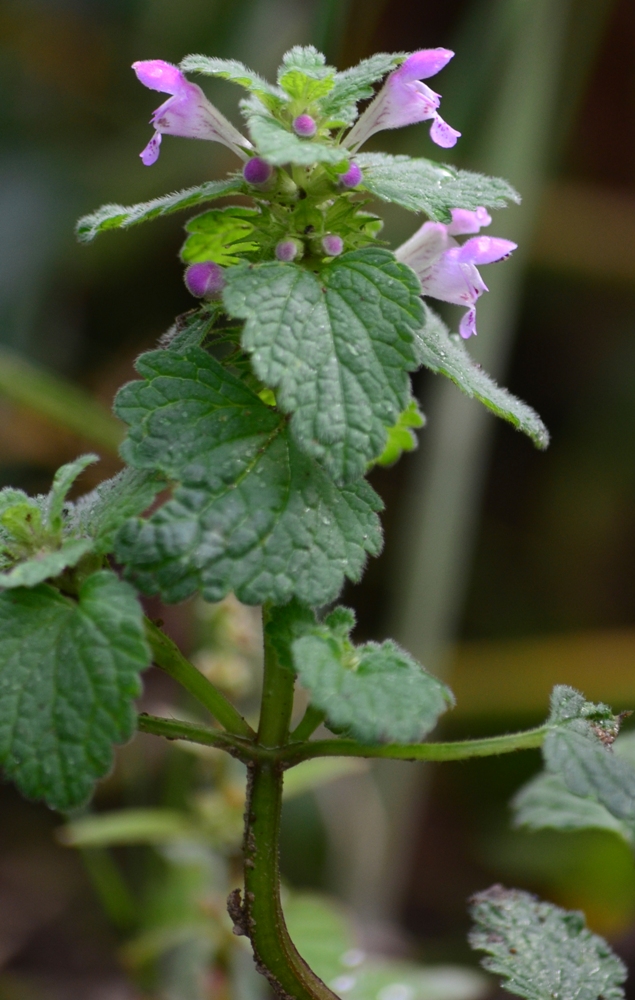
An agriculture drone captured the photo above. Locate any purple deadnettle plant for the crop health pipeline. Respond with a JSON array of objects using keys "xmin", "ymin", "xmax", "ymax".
[{"xmin": 0, "ymin": 43, "xmax": 628, "ymax": 1000}]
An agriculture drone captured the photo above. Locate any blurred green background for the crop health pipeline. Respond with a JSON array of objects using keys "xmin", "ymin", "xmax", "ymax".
[{"xmin": 1, "ymin": 0, "xmax": 635, "ymax": 997}]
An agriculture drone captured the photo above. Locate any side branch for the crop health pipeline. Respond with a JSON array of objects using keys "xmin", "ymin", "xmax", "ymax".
[
  {"xmin": 281, "ymin": 726, "xmax": 548, "ymax": 766},
  {"xmin": 137, "ymin": 713, "xmax": 262, "ymax": 762},
  {"xmin": 144, "ymin": 618, "xmax": 255, "ymax": 738}
]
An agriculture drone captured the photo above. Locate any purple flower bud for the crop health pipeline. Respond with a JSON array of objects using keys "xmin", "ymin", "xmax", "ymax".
[
  {"xmin": 243, "ymin": 157, "xmax": 273, "ymax": 186},
  {"xmin": 293, "ymin": 114, "xmax": 317, "ymax": 138},
  {"xmin": 275, "ymin": 239, "xmax": 301, "ymax": 262},
  {"xmin": 340, "ymin": 163, "xmax": 363, "ymax": 188},
  {"xmin": 132, "ymin": 59, "xmax": 251, "ymax": 165},
  {"xmin": 322, "ymin": 235, "xmax": 344, "ymax": 257},
  {"xmin": 184, "ymin": 261, "xmax": 225, "ymax": 299}
]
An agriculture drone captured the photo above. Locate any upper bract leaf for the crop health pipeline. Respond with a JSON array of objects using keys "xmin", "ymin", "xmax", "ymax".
[
  {"xmin": 543, "ymin": 685, "xmax": 635, "ymax": 823},
  {"xmin": 181, "ymin": 207, "xmax": 260, "ymax": 266},
  {"xmin": 243, "ymin": 103, "xmax": 348, "ymax": 167},
  {"xmin": 114, "ymin": 347, "xmax": 383, "ymax": 607},
  {"xmin": 414, "ymin": 305, "xmax": 549, "ymax": 449},
  {"xmin": 320, "ymin": 53, "xmax": 406, "ymax": 125},
  {"xmin": 76, "ymin": 177, "xmax": 246, "ymax": 243},
  {"xmin": 356, "ymin": 153, "xmax": 520, "ymax": 222},
  {"xmin": 469, "ymin": 885, "xmax": 626, "ymax": 1000},
  {"xmin": 223, "ymin": 250, "xmax": 423, "ymax": 484},
  {"xmin": 292, "ymin": 610, "xmax": 454, "ymax": 743},
  {"xmin": 179, "ymin": 55, "xmax": 284, "ymax": 103},
  {"xmin": 0, "ymin": 571, "xmax": 150, "ymax": 810},
  {"xmin": 278, "ymin": 46, "xmax": 333, "ymax": 80}
]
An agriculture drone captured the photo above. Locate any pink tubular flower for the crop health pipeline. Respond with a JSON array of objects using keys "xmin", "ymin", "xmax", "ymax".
[
  {"xmin": 395, "ymin": 207, "xmax": 516, "ymax": 339},
  {"xmin": 132, "ymin": 60, "xmax": 251, "ymax": 165},
  {"xmin": 344, "ymin": 49, "xmax": 460, "ymax": 151}
]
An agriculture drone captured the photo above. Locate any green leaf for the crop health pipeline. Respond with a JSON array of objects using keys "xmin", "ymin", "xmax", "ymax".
[
  {"xmin": 414, "ymin": 305, "xmax": 549, "ymax": 449},
  {"xmin": 243, "ymin": 103, "xmax": 348, "ymax": 167},
  {"xmin": 266, "ymin": 600, "xmax": 317, "ymax": 672},
  {"xmin": 0, "ymin": 570, "xmax": 150, "ymax": 810},
  {"xmin": 223, "ymin": 249, "xmax": 423, "ymax": 483},
  {"xmin": 356, "ymin": 153, "xmax": 520, "ymax": 222},
  {"xmin": 279, "ymin": 70, "xmax": 334, "ymax": 103},
  {"xmin": 179, "ymin": 55, "xmax": 283, "ymax": 102},
  {"xmin": 320, "ymin": 53, "xmax": 405, "ymax": 125},
  {"xmin": 469, "ymin": 885, "xmax": 626, "ymax": 1000},
  {"xmin": 76, "ymin": 177, "xmax": 246, "ymax": 243},
  {"xmin": 0, "ymin": 457, "xmax": 99, "ymax": 589},
  {"xmin": 159, "ymin": 306, "xmax": 221, "ymax": 353},
  {"xmin": 70, "ymin": 467, "xmax": 164, "ymax": 555},
  {"xmin": 543, "ymin": 685, "xmax": 635, "ymax": 823},
  {"xmin": 45, "ymin": 453, "xmax": 99, "ymax": 534},
  {"xmin": 279, "ymin": 46, "xmax": 333, "ymax": 80},
  {"xmin": 374, "ymin": 399, "xmax": 425, "ymax": 467},
  {"xmin": 292, "ymin": 609, "xmax": 454, "ymax": 743},
  {"xmin": 0, "ymin": 538, "xmax": 94, "ymax": 590},
  {"xmin": 511, "ymin": 771, "xmax": 633, "ymax": 844},
  {"xmin": 114, "ymin": 347, "xmax": 383, "ymax": 607},
  {"xmin": 180, "ymin": 207, "xmax": 260, "ymax": 266}
]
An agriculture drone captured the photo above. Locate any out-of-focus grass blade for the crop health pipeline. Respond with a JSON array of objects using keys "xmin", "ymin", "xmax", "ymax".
[{"xmin": 0, "ymin": 347, "xmax": 124, "ymax": 455}]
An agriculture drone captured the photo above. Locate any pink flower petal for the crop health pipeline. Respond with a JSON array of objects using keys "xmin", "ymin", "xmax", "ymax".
[
  {"xmin": 397, "ymin": 49, "xmax": 454, "ymax": 83},
  {"xmin": 132, "ymin": 60, "xmax": 185, "ymax": 95},
  {"xmin": 429, "ymin": 114, "xmax": 461, "ymax": 148},
  {"xmin": 140, "ymin": 132, "xmax": 162, "ymax": 165},
  {"xmin": 420, "ymin": 250, "xmax": 487, "ymax": 307},
  {"xmin": 447, "ymin": 207, "xmax": 492, "ymax": 236},
  {"xmin": 395, "ymin": 221, "xmax": 451, "ymax": 273},
  {"xmin": 457, "ymin": 236, "xmax": 517, "ymax": 265},
  {"xmin": 459, "ymin": 308, "xmax": 477, "ymax": 339}
]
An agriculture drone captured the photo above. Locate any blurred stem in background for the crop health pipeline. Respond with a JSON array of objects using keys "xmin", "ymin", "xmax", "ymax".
[{"xmin": 321, "ymin": 0, "xmax": 615, "ymax": 926}]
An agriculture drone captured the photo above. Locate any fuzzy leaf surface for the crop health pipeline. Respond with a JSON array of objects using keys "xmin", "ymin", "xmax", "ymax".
[
  {"xmin": 223, "ymin": 250, "xmax": 423, "ymax": 483},
  {"xmin": 356, "ymin": 153, "xmax": 520, "ymax": 222},
  {"xmin": 0, "ymin": 538, "xmax": 94, "ymax": 589},
  {"xmin": 44, "ymin": 454, "xmax": 99, "ymax": 533},
  {"xmin": 320, "ymin": 53, "xmax": 405, "ymax": 124},
  {"xmin": 181, "ymin": 207, "xmax": 260, "ymax": 265},
  {"xmin": 292, "ymin": 612, "xmax": 454, "ymax": 743},
  {"xmin": 373, "ymin": 399, "xmax": 424, "ymax": 467},
  {"xmin": 543, "ymin": 685, "xmax": 635, "ymax": 823},
  {"xmin": 114, "ymin": 348, "xmax": 383, "ymax": 607},
  {"xmin": 414, "ymin": 305, "xmax": 549, "ymax": 449},
  {"xmin": 469, "ymin": 885, "xmax": 626, "ymax": 1000},
  {"xmin": 0, "ymin": 571, "xmax": 149, "ymax": 810},
  {"xmin": 70, "ymin": 468, "xmax": 164, "ymax": 554},
  {"xmin": 76, "ymin": 177, "xmax": 246, "ymax": 242},
  {"xmin": 179, "ymin": 55, "xmax": 283, "ymax": 100},
  {"xmin": 243, "ymin": 105, "xmax": 348, "ymax": 167},
  {"xmin": 278, "ymin": 46, "xmax": 333, "ymax": 79},
  {"xmin": 511, "ymin": 771, "xmax": 633, "ymax": 844}
]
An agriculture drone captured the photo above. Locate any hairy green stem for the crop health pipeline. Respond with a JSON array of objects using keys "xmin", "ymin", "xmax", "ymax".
[
  {"xmin": 137, "ymin": 712, "xmax": 259, "ymax": 759},
  {"xmin": 139, "ymin": 711, "xmax": 547, "ymax": 766},
  {"xmin": 144, "ymin": 618, "xmax": 254, "ymax": 738},
  {"xmin": 290, "ymin": 704, "xmax": 326, "ymax": 742},
  {"xmin": 281, "ymin": 726, "xmax": 548, "ymax": 766},
  {"xmin": 238, "ymin": 611, "xmax": 338, "ymax": 1000}
]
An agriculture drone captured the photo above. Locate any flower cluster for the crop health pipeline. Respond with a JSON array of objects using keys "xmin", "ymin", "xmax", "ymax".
[
  {"xmin": 396, "ymin": 209, "xmax": 516, "ymax": 339},
  {"xmin": 132, "ymin": 51, "xmax": 512, "ymax": 340}
]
